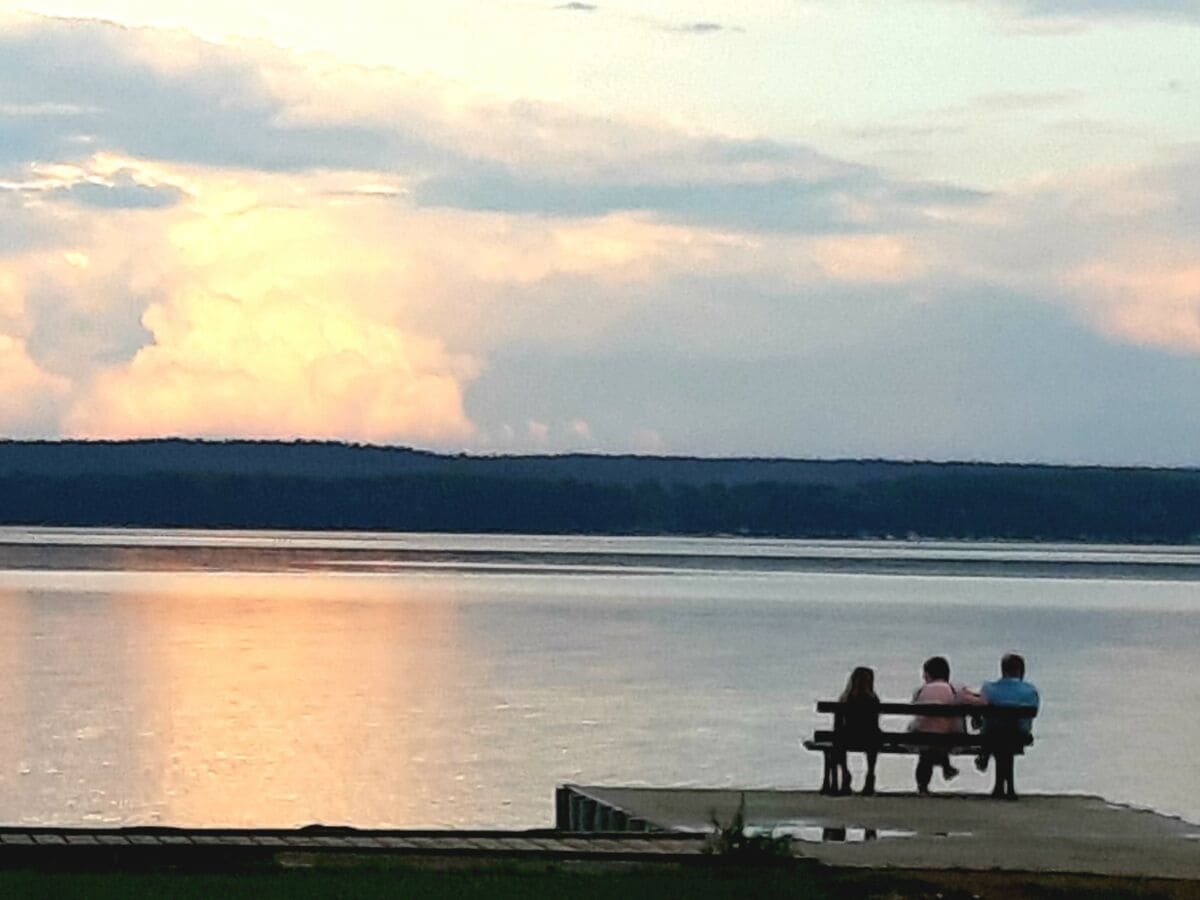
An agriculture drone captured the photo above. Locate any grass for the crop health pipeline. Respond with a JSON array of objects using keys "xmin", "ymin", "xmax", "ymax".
[
  {"xmin": 0, "ymin": 856, "xmax": 1195, "ymax": 900},
  {"xmin": 0, "ymin": 862, "xmax": 823, "ymax": 900}
]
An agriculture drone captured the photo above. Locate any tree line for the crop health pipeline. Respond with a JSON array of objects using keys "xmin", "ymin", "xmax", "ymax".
[{"xmin": 2, "ymin": 467, "xmax": 1198, "ymax": 542}]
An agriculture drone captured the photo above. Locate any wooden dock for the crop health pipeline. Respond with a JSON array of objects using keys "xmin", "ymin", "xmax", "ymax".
[{"xmin": 0, "ymin": 825, "xmax": 706, "ymax": 864}]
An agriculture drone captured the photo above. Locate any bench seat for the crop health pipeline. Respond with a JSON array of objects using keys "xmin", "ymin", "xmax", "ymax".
[{"xmin": 805, "ymin": 731, "xmax": 1033, "ymax": 753}]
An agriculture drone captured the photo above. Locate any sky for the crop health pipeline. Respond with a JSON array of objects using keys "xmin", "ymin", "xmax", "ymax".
[{"xmin": 0, "ymin": 1, "xmax": 1197, "ymax": 463}]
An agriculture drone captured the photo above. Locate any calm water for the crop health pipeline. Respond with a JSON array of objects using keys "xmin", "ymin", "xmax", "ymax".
[{"xmin": 0, "ymin": 528, "xmax": 1196, "ymax": 829}]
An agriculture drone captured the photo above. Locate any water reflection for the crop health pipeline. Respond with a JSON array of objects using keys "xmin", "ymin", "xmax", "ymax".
[
  {"xmin": 0, "ymin": 585, "xmax": 144, "ymax": 825},
  {"xmin": 0, "ymin": 592, "xmax": 30, "ymax": 817},
  {"xmin": 0, "ymin": 548, "xmax": 1197, "ymax": 829},
  {"xmin": 0, "ymin": 572, "xmax": 473, "ymax": 827}
]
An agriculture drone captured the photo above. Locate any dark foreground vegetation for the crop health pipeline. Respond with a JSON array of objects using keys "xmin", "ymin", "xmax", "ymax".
[
  {"xmin": 2, "ymin": 440, "xmax": 1199, "ymax": 542},
  {"xmin": 0, "ymin": 857, "xmax": 1192, "ymax": 900}
]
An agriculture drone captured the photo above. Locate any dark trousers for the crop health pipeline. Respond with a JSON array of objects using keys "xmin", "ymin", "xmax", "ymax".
[
  {"xmin": 983, "ymin": 726, "xmax": 1023, "ymax": 797},
  {"xmin": 991, "ymin": 752, "xmax": 1016, "ymax": 797},
  {"xmin": 915, "ymin": 750, "xmax": 950, "ymax": 792}
]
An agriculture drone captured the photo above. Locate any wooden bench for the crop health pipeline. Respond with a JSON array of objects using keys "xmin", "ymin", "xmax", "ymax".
[{"xmin": 803, "ymin": 701, "xmax": 1038, "ymax": 798}]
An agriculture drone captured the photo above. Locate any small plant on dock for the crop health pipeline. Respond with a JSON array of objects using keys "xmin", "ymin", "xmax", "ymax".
[{"xmin": 703, "ymin": 793, "xmax": 793, "ymax": 861}]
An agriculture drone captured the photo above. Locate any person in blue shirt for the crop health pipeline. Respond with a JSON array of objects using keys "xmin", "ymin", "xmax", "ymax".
[{"xmin": 975, "ymin": 653, "xmax": 1040, "ymax": 798}]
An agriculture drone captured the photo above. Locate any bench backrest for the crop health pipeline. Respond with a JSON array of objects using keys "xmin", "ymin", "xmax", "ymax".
[{"xmin": 816, "ymin": 701, "xmax": 1037, "ymax": 719}]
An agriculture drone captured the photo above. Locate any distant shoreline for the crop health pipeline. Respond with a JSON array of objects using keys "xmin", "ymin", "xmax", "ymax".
[{"xmin": 3, "ymin": 439, "xmax": 1200, "ymax": 543}]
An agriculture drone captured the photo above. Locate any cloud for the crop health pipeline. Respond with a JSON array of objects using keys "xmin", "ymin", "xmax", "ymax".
[
  {"xmin": 969, "ymin": 91, "xmax": 1083, "ymax": 112},
  {"xmin": 0, "ymin": 15, "xmax": 419, "ymax": 172},
  {"xmin": 51, "ymin": 175, "xmax": 484, "ymax": 445},
  {"xmin": 0, "ymin": 190, "xmax": 70, "ymax": 255},
  {"xmin": 663, "ymin": 22, "xmax": 746, "ymax": 35},
  {"xmin": 26, "ymin": 278, "xmax": 154, "ymax": 380},
  {"xmin": 464, "ymin": 286, "xmax": 1200, "ymax": 465},
  {"xmin": 926, "ymin": 153, "xmax": 1200, "ymax": 355},
  {"xmin": 844, "ymin": 123, "xmax": 970, "ymax": 141},
  {"xmin": 525, "ymin": 420, "xmax": 550, "ymax": 443},
  {"xmin": 412, "ymin": 159, "xmax": 981, "ymax": 233},
  {"xmin": 67, "ymin": 288, "xmax": 477, "ymax": 443},
  {"xmin": 0, "ymin": 15, "xmax": 952, "ymax": 236},
  {"xmin": 548, "ymin": 3, "xmax": 742, "ymax": 36},
  {"xmin": 0, "ymin": 270, "xmax": 23, "ymax": 328},
  {"xmin": 0, "ymin": 333, "xmax": 71, "ymax": 436},
  {"xmin": 55, "ymin": 169, "xmax": 187, "ymax": 209},
  {"xmin": 0, "ymin": 154, "xmax": 490, "ymax": 445},
  {"xmin": 992, "ymin": 0, "xmax": 1200, "ymax": 22},
  {"xmin": 1073, "ymin": 259, "xmax": 1200, "ymax": 350},
  {"xmin": 810, "ymin": 235, "xmax": 930, "ymax": 283},
  {"xmin": 449, "ymin": 142, "xmax": 1200, "ymax": 461}
]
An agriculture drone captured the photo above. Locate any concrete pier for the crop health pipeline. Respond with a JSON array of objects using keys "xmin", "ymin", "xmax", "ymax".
[{"xmin": 557, "ymin": 785, "xmax": 1200, "ymax": 880}]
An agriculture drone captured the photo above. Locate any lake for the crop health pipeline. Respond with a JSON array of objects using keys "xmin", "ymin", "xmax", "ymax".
[{"xmin": 0, "ymin": 528, "xmax": 1196, "ymax": 829}]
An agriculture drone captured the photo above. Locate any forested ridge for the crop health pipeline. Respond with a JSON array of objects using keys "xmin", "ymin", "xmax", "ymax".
[{"xmin": 1, "ymin": 440, "xmax": 1197, "ymax": 542}]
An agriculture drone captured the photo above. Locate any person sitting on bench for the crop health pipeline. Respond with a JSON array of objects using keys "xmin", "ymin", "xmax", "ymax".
[
  {"xmin": 834, "ymin": 666, "xmax": 881, "ymax": 795},
  {"xmin": 909, "ymin": 656, "xmax": 982, "ymax": 794},
  {"xmin": 975, "ymin": 652, "xmax": 1040, "ymax": 798}
]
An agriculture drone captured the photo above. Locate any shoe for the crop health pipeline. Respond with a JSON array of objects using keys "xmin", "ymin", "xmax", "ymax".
[
  {"xmin": 839, "ymin": 774, "xmax": 852, "ymax": 795},
  {"xmin": 862, "ymin": 775, "xmax": 876, "ymax": 796},
  {"xmin": 943, "ymin": 764, "xmax": 959, "ymax": 781}
]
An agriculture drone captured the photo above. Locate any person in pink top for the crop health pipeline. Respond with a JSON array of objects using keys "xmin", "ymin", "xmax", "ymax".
[{"xmin": 909, "ymin": 656, "xmax": 982, "ymax": 793}]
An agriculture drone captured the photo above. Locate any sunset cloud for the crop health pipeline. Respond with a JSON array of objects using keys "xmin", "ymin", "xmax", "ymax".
[
  {"xmin": 810, "ymin": 235, "xmax": 930, "ymax": 283},
  {"xmin": 55, "ymin": 170, "xmax": 187, "ymax": 210},
  {"xmin": 67, "ymin": 288, "xmax": 476, "ymax": 443},
  {"xmin": 1069, "ymin": 258, "xmax": 1200, "ymax": 351},
  {"xmin": 0, "ymin": 333, "xmax": 70, "ymax": 436}
]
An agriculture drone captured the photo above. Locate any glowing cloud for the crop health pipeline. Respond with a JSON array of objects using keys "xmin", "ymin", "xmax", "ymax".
[
  {"xmin": 1069, "ymin": 258, "xmax": 1200, "ymax": 351},
  {"xmin": 0, "ymin": 333, "xmax": 70, "ymax": 435},
  {"xmin": 810, "ymin": 234, "xmax": 929, "ymax": 283},
  {"xmin": 67, "ymin": 288, "xmax": 476, "ymax": 443}
]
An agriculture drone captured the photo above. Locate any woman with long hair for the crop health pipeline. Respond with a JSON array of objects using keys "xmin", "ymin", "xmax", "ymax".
[{"xmin": 836, "ymin": 666, "xmax": 880, "ymax": 795}]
